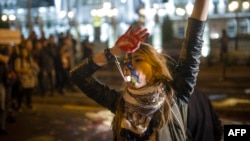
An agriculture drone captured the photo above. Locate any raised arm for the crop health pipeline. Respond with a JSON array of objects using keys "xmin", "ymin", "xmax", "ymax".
[
  {"xmin": 191, "ymin": 0, "xmax": 210, "ymax": 21},
  {"xmin": 70, "ymin": 26, "xmax": 149, "ymax": 112},
  {"xmin": 92, "ymin": 26, "xmax": 149, "ymax": 66},
  {"xmin": 173, "ymin": 0, "xmax": 210, "ymax": 101}
]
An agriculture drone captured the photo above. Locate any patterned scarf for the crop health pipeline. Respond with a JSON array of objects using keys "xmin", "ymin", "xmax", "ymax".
[{"xmin": 121, "ymin": 83, "xmax": 166, "ymax": 135}]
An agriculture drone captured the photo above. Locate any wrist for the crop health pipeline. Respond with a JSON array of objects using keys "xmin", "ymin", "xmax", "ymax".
[
  {"xmin": 110, "ymin": 46, "xmax": 123, "ymax": 58},
  {"xmin": 104, "ymin": 48, "xmax": 116, "ymax": 63}
]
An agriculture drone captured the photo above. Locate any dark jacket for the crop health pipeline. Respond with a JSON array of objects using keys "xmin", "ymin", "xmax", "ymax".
[
  {"xmin": 70, "ymin": 18, "xmax": 206, "ymax": 141},
  {"xmin": 187, "ymin": 89, "xmax": 223, "ymax": 141}
]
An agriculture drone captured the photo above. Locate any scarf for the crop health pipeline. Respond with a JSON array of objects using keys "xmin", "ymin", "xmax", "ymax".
[{"xmin": 121, "ymin": 83, "xmax": 166, "ymax": 135}]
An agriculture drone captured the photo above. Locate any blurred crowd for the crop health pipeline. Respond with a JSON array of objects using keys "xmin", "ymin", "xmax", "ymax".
[{"xmin": 0, "ymin": 30, "xmax": 93, "ymax": 135}]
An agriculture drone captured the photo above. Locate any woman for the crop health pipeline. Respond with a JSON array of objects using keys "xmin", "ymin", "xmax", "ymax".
[
  {"xmin": 14, "ymin": 45, "xmax": 39, "ymax": 110},
  {"xmin": 70, "ymin": 0, "xmax": 209, "ymax": 140}
]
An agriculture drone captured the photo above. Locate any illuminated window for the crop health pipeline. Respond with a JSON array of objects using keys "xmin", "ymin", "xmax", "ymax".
[
  {"xmin": 227, "ymin": 19, "xmax": 237, "ymax": 38},
  {"xmin": 239, "ymin": 19, "xmax": 250, "ymax": 34}
]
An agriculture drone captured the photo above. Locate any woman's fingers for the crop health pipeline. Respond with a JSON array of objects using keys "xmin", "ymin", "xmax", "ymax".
[
  {"xmin": 124, "ymin": 25, "xmax": 149, "ymax": 41},
  {"xmin": 140, "ymin": 33, "xmax": 149, "ymax": 41},
  {"xmin": 132, "ymin": 27, "xmax": 149, "ymax": 41},
  {"xmin": 136, "ymin": 29, "xmax": 149, "ymax": 41},
  {"xmin": 115, "ymin": 25, "xmax": 149, "ymax": 53},
  {"xmin": 133, "ymin": 26, "xmax": 143, "ymax": 34},
  {"xmin": 117, "ymin": 34, "xmax": 140, "ymax": 53}
]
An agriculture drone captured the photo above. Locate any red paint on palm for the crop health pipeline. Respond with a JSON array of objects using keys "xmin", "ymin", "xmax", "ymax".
[
  {"xmin": 117, "ymin": 34, "xmax": 141, "ymax": 53},
  {"xmin": 115, "ymin": 26, "xmax": 149, "ymax": 53}
]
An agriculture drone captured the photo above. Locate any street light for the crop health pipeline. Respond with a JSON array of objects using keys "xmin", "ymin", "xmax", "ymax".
[
  {"xmin": 242, "ymin": 1, "xmax": 250, "ymax": 11},
  {"xmin": 1, "ymin": 15, "xmax": 8, "ymax": 22},
  {"xmin": 175, "ymin": 7, "xmax": 186, "ymax": 16},
  {"xmin": 228, "ymin": 1, "xmax": 239, "ymax": 12}
]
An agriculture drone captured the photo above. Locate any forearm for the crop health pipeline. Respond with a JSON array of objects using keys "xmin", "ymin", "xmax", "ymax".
[
  {"xmin": 174, "ymin": 18, "xmax": 206, "ymax": 101},
  {"xmin": 92, "ymin": 47, "xmax": 123, "ymax": 67},
  {"xmin": 70, "ymin": 57, "xmax": 120, "ymax": 113},
  {"xmin": 70, "ymin": 57, "xmax": 101, "ymax": 80},
  {"xmin": 92, "ymin": 52, "xmax": 108, "ymax": 66},
  {"xmin": 92, "ymin": 25, "xmax": 148, "ymax": 66},
  {"xmin": 191, "ymin": 0, "xmax": 210, "ymax": 21}
]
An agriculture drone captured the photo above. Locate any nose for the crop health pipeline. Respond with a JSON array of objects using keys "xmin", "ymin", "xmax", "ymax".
[{"xmin": 122, "ymin": 64, "xmax": 132, "ymax": 82}]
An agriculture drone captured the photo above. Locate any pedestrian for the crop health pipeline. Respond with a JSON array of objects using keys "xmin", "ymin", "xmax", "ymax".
[
  {"xmin": 4, "ymin": 44, "xmax": 18, "ymax": 124},
  {"xmin": 70, "ymin": 0, "xmax": 209, "ymax": 140},
  {"xmin": 39, "ymin": 35, "xmax": 57, "ymax": 96},
  {"xmin": 0, "ymin": 45, "xmax": 10, "ymax": 135},
  {"xmin": 82, "ymin": 36, "xmax": 93, "ymax": 60},
  {"xmin": 14, "ymin": 46, "xmax": 39, "ymax": 111},
  {"xmin": 219, "ymin": 29, "xmax": 229, "ymax": 80}
]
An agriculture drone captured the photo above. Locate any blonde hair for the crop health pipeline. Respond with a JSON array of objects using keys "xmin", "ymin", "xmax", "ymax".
[{"xmin": 112, "ymin": 42, "xmax": 174, "ymax": 137}]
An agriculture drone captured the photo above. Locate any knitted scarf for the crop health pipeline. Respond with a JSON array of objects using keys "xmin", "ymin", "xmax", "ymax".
[{"xmin": 121, "ymin": 83, "xmax": 166, "ymax": 135}]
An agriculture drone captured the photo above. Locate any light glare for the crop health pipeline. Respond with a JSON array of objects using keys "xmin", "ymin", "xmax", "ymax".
[{"xmin": 1, "ymin": 15, "xmax": 8, "ymax": 21}]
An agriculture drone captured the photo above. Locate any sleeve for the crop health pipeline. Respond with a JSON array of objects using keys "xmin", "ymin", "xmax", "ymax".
[
  {"xmin": 70, "ymin": 57, "xmax": 121, "ymax": 113},
  {"xmin": 172, "ymin": 18, "xmax": 206, "ymax": 102}
]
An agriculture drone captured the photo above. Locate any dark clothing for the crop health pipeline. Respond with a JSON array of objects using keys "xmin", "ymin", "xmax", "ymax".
[
  {"xmin": 219, "ymin": 32, "xmax": 229, "ymax": 80},
  {"xmin": 0, "ymin": 46, "xmax": 9, "ymax": 85},
  {"xmin": 0, "ymin": 46, "xmax": 9, "ymax": 131},
  {"xmin": 82, "ymin": 42, "xmax": 93, "ymax": 59},
  {"xmin": 220, "ymin": 35, "xmax": 228, "ymax": 53},
  {"xmin": 39, "ymin": 43, "xmax": 57, "ymax": 95},
  {"xmin": 70, "ymin": 18, "xmax": 206, "ymax": 141},
  {"xmin": 17, "ymin": 87, "xmax": 33, "ymax": 109},
  {"xmin": 40, "ymin": 43, "xmax": 57, "ymax": 72},
  {"xmin": 187, "ymin": 89, "xmax": 223, "ymax": 141}
]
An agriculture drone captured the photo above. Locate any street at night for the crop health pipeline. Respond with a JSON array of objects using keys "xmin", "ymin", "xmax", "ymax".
[
  {"xmin": 1, "ymin": 64, "xmax": 250, "ymax": 141},
  {"xmin": 0, "ymin": 0, "xmax": 250, "ymax": 140}
]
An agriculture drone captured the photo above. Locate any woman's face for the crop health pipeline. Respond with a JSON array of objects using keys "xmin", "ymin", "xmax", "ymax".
[{"xmin": 123, "ymin": 52, "xmax": 153, "ymax": 89}]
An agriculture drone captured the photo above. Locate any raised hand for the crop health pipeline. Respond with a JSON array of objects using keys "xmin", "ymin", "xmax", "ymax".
[{"xmin": 115, "ymin": 25, "xmax": 149, "ymax": 53}]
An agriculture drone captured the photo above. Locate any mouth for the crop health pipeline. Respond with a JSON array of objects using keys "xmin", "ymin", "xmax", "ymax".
[{"xmin": 124, "ymin": 75, "xmax": 139, "ymax": 87}]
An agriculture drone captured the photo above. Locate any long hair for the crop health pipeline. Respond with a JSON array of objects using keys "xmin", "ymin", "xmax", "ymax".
[{"xmin": 112, "ymin": 42, "xmax": 174, "ymax": 137}]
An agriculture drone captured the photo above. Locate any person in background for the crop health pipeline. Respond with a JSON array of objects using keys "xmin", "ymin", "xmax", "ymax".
[
  {"xmin": 39, "ymin": 35, "xmax": 57, "ymax": 96},
  {"xmin": 219, "ymin": 29, "xmax": 229, "ymax": 81},
  {"xmin": 82, "ymin": 36, "xmax": 93, "ymax": 60},
  {"xmin": 14, "ymin": 46, "xmax": 39, "ymax": 111},
  {"xmin": 70, "ymin": 0, "xmax": 209, "ymax": 140},
  {"xmin": 0, "ymin": 45, "xmax": 10, "ymax": 135},
  {"xmin": 58, "ymin": 37, "xmax": 75, "ymax": 93},
  {"xmin": 32, "ymin": 40, "xmax": 43, "ymax": 96}
]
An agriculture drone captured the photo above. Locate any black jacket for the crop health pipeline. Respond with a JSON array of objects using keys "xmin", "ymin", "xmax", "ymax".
[
  {"xmin": 187, "ymin": 88, "xmax": 223, "ymax": 141},
  {"xmin": 70, "ymin": 18, "xmax": 206, "ymax": 141}
]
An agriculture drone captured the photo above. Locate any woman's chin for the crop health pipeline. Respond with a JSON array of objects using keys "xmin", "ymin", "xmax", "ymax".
[{"xmin": 126, "ymin": 82, "xmax": 135, "ymax": 88}]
